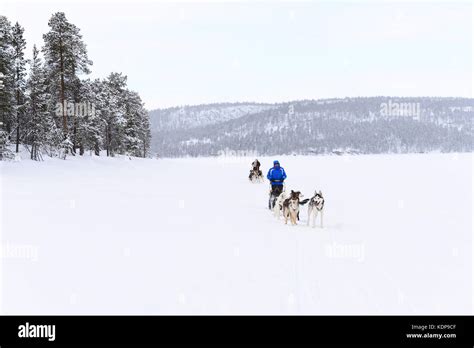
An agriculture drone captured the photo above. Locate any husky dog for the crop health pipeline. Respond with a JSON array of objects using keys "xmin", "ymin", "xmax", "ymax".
[
  {"xmin": 273, "ymin": 191, "xmax": 290, "ymax": 218},
  {"xmin": 307, "ymin": 190, "xmax": 325, "ymax": 228},
  {"xmin": 282, "ymin": 190, "xmax": 309, "ymax": 225}
]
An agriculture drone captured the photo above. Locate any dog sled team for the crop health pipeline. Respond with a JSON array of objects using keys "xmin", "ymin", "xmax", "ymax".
[{"xmin": 250, "ymin": 159, "xmax": 325, "ymax": 228}]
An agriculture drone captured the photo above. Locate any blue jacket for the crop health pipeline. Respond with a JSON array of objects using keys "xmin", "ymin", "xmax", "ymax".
[{"xmin": 267, "ymin": 166, "xmax": 287, "ymax": 186}]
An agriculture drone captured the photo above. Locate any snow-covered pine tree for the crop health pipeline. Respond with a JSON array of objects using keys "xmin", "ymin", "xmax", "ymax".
[
  {"xmin": 26, "ymin": 45, "xmax": 59, "ymax": 160},
  {"xmin": 42, "ymin": 12, "xmax": 92, "ymax": 143},
  {"xmin": 11, "ymin": 22, "xmax": 27, "ymax": 153},
  {"xmin": 70, "ymin": 75, "xmax": 83, "ymax": 155},
  {"xmin": 103, "ymin": 72, "xmax": 127, "ymax": 157},
  {"xmin": 75, "ymin": 79, "xmax": 104, "ymax": 155},
  {"xmin": 138, "ymin": 106, "xmax": 151, "ymax": 158},
  {"xmin": 123, "ymin": 90, "xmax": 146, "ymax": 157},
  {"xmin": 0, "ymin": 16, "xmax": 14, "ymax": 159}
]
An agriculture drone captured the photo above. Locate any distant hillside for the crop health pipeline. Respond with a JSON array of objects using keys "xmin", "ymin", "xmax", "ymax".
[
  {"xmin": 149, "ymin": 97, "xmax": 473, "ymax": 157},
  {"xmin": 149, "ymin": 102, "xmax": 276, "ymax": 130}
]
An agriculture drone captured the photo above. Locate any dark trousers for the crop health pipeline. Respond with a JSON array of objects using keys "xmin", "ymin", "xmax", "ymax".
[{"xmin": 270, "ymin": 185, "xmax": 283, "ymax": 196}]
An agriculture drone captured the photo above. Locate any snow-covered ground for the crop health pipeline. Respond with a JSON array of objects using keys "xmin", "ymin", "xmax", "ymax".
[{"xmin": 0, "ymin": 153, "xmax": 472, "ymax": 314}]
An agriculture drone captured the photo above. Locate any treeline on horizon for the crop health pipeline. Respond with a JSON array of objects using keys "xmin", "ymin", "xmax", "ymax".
[
  {"xmin": 149, "ymin": 97, "xmax": 473, "ymax": 157},
  {"xmin": 0, "ymin": 12, "xmax": 151, "ymax": 161}
]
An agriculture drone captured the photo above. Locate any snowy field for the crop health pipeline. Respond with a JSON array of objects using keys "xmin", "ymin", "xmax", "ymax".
[{"xmin": 0, "ymin": 153, "xmax": 472, "ymax": 314}]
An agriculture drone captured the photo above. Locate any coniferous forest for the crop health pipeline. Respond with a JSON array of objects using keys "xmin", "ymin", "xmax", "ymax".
[{"xmin": 0, "ymin": 12, "xmax": 151, "ymax": 161}]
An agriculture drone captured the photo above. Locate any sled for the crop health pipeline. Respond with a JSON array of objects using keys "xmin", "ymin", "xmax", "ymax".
[
  {"xmin": 268, "ymin": 183, "xmax": 285, "ymax": 210},
  {"xmin": 248, "ymin": 169, "xmax": 264, "ymax": 183}
]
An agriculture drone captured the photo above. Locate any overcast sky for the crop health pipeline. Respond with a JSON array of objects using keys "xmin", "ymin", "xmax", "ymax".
[{"xmin": 2, "ymin": 0, "xmax": 472, "ymax": 109}]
